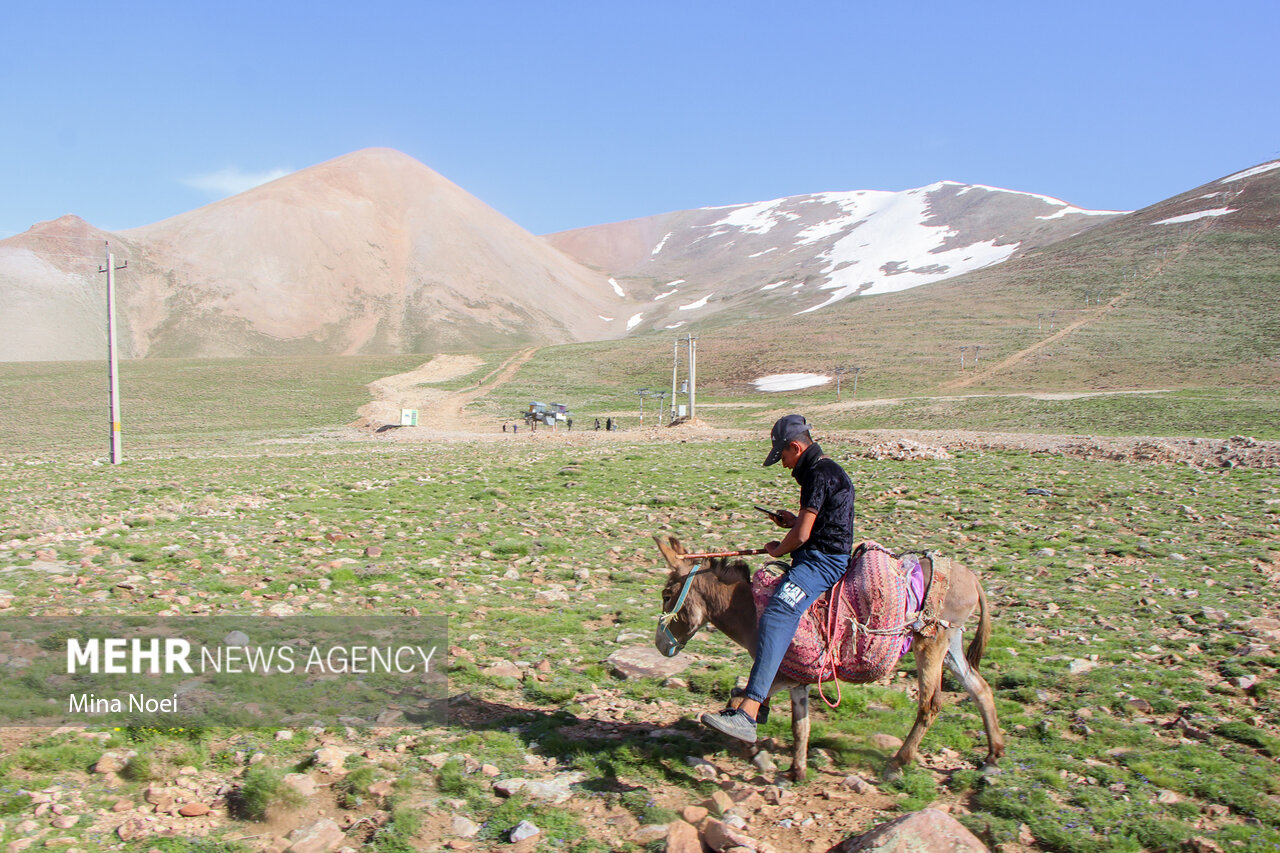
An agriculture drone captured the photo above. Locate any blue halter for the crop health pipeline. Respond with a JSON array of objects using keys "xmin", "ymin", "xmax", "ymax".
[{"xmin": 657, "ymin": 564, "xmax": 710, "ymax": 657}]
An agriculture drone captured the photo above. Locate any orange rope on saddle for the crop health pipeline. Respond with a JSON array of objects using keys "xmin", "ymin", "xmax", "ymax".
[{"xmin": 814, "ymin": 575, "xmax": 846, "ymax": 709}]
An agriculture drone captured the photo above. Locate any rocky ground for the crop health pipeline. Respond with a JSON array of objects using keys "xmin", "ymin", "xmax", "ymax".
[{"xmin": 1, "ymin": 362, "xmax": 1275, "ymax": 853}]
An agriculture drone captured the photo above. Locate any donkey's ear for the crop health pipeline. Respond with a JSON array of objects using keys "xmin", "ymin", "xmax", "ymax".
[{"xmin": 653, "ymin": 535, "xmax": 690, "ymax": 570}]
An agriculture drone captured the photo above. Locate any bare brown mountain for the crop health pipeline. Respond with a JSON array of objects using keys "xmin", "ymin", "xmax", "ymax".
[{"xmin": 0, "ymin": 149, "xmax": 629, "ymax": 361}]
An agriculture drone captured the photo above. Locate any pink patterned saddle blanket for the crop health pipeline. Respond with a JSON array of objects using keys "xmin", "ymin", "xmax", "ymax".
[{"xmin": 751, "ymin": 542, "xmax": 924, "ymax": 684}]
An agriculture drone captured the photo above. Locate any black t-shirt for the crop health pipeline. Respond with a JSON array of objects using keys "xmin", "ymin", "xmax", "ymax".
[{"xmin": 792, "ymin": 442, "xmax": 855, "ymax": 555}]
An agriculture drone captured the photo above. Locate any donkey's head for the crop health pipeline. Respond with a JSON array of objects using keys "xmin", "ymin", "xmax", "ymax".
[{"xmin": 653, "ymin": 535, "xmax": 751, "ymax": 657}]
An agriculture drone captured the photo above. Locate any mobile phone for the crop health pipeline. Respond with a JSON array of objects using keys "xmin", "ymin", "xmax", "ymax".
[{"xmin": 754, "ymin": 505, "xmax": 783, "ymax": 521}]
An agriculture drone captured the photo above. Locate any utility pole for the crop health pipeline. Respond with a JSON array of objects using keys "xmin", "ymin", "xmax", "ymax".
[
  {"xmin": 687, "ymin": 335, "xmax": 698, "ymax": 420},
  {"xmin": 100, "ymin": 243, "xmax": 127, "ymax": 465},
  {"xmin": 972, "ymin": 346, "xmax": 981, "ymax": 368},
  {"xmin": 636, "ymin": 388, "xmax": 649, "ymax": 427},
  {"xmin": 834, "ymin": 367, "xmax": 847, "ymax": 401},
  {"xmin": 960, "ymin": 346, "xmax": 968, "ymax": 370},
  {"xmin": 852, "ymin": 366, "xmax": 862, "ymax": 397},
  {"xmin": 670, "ymin": 338, "xmax": 679, "ymax": 421}
]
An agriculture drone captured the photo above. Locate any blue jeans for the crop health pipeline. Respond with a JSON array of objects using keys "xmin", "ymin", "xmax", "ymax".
[{"xmin": 743, "ymin": 549, "xmax": 850, "ymax": 704}]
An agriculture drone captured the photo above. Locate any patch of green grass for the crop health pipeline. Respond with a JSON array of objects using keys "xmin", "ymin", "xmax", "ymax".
[
  {"xmin": 229, "ymin": 765, "xmax": 305, "ymax": 821},
  {"xmin": 883, "ymin": 768, "xmax": 939, "ymax": 812},
  {"xmin": 1215, "ymin": 720, "xmax": 1280, "ymax": 757}
]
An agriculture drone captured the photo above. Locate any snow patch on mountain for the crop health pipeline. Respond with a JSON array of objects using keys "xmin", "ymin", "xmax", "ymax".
[
  {"xmin": 626, "ymin": 312, "xmax": 644, "ymax": 330},
  {"xmin": 791, "ymin": 188, "xmax": 1023, "ymax": 313},
  {"xmin": 760, "ymin": 281, "xmax": 786, "ymax": 291},
  {"xmin": 678, "ymin": 293, "xmax": 713, "ymax": 311},
  {"xmin": 710, "ymin": 198, "xmax": 800, "ymax": 236},
  {"xmin": 652, "ymin": 232, "xmax": 673, "ymax": 255},
  {"xmin": 1037, "ymin": 205, "xmax": 1128, "ymax": 221},
  {"xmin": 609, "ymin": 277, "xmax": 626, "ymax": 297},
  {"xmin": 753, "ymin": 373, "xmax": 832, "ymax": 392},
  {"xmin": 1152, "ymin": 208, "xmax": 1237, "ymax": 225},
  {"xmin": 1221, "ymin": 162, "xmax": 1280, "ymax": 183},
  {"xmin": 955, "ymin": 182, "xmax": 1071, "ymax": 207}
]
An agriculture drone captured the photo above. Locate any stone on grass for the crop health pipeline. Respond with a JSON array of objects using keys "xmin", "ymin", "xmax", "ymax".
[
  {"xmin": 179, "ymin": 803, "xmax": 211, "ymax": 817},
  {"xmin": 842, "ymin": 775, "xmax": 877, "ymax": 794},
  {"xmin": 702, "ymin": 790, "xmax": 734, "ymax": 816},
  {"xmin": 287, "ymin": 818, "xmax": 347, "ymax": 853},
  {"xmin": 94, "ymin": 751, "xmax": 135, "ymax": 774},
  {"xmin": 632, "ymin": 825, "xmax": 669, "ymax": 843},
  {"xmin": 869, "ymin": 733, "xmax": 904, "ymax": 751},
  {"xmin": 494, "ymin": 771, "xmax": 583, "ymax": 804},
  {"xmin": 451, "ymin": 816, "xmax": 480, "ymax": 838},
  {"xmin": 682, "ymin": 805, "xmax": 709, "ymax": 824},
  {"xmin": 607, "ymin": 646, "xmax": 691, "ymax": 680},
  {"xmin": 835, "ymin": 808, "xmax": 988, "ymax": 852},
  {"xmin": 284, "ymin": 773, "xmax": 318, "ymax": 797},
  {"xmin": 482, "ymin": 660, "xmax": 523, "ymax": 680},
  {"xmin": 666, "ymin": 819, "xmax": 702, "ymax": 853},
  {"xmin": 115, "ymin": 818, "xmax": 150, "ymax": 842},
  {"xmin": 312, "ymin": 746, "xmax": 350, "ymax": 772},
  {"xmin": 510, "ymin": 820, "xmax": 540, "ymax": 842},
  {"xmin": 702, "ymin": 817, "xmax": 764, "ymax": 852}
]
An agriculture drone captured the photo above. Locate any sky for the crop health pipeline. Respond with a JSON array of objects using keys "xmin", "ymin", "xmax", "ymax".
[{"xmin": 2, "ymin": 1, "xmax": 1278, "ymax": 240}]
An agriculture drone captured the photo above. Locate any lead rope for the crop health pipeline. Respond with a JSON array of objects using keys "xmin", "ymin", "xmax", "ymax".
[{"xmin": 814, "ymin": 575, "xmax": 845, "ymax": 709}]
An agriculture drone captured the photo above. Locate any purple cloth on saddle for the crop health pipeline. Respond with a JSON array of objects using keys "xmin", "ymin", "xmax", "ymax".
[{"xmin": 901, "ymin": 554, "xmax": 926, "ymax": 655}]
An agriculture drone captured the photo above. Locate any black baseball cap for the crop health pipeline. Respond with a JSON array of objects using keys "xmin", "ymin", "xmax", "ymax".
[{"xmin": 763, "ymin": 414, "xmax": 811, "ymax": 466}]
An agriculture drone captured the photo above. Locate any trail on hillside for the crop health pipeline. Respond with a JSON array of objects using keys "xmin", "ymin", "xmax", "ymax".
[
  {"xmin": 944, "ymin": 217, "xmax": 1216, "ymax": 390},
  {"xmin": 356, "ymin": 348, "xmax": 537, "ymax": 432}
]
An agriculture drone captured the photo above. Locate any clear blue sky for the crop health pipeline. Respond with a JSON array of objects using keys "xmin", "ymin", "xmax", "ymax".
[{"xmin": 2, "ymin": 1, "xmax": 1277, "ymax": 239}]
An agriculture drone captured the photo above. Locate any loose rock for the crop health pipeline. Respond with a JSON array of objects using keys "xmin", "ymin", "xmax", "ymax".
[{"xmin": 836, "ymin": 808, "xmax": 988, "ymax": 852}]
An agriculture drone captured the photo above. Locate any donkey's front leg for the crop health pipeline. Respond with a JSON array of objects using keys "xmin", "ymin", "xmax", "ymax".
[
  {"xmin": 788, "ymin": 684, "xmax": 810, "ymax": 781},
  {"xmin": 885, "ymin": 633, "xmax": 947, "ymax": 782}
]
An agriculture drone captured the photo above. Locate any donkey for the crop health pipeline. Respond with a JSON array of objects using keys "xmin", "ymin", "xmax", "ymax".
[{"xmin": 654, "ymin": 535, "xmax": 1004, "ymax": 781}]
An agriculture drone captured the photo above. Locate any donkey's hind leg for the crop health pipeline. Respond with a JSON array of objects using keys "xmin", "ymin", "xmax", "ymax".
[
  {"xmin": 884, "ymin": 632, "xmax": 947, "ymax": 781},
  {"xmin": 787, "ymin": 684, "xmax": 810, "ymax": 781},
  {"xmin": 943, "ymin": 626, "xmax": 1005, "ymax": 771}
]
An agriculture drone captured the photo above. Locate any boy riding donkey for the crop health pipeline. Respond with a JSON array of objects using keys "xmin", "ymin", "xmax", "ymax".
[{"xmin": 701, "ymin": 414, "xmax": 854, "ymax": 743}]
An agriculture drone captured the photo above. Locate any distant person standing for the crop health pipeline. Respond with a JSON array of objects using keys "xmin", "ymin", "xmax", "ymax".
[
  {"xmin": 567, "ymin": 418, "xmax": 573, "ymax": 431},
  {"xmin": 595, "ymin": 419, "xmax": 601, "ymax": 431},
  {"xmin": 606, "ymin": 417, "xmax": 613, "ymax": 431},
  {"xmin": 503, "ymin": 423, "xmax": 508, "ymax": 433}
]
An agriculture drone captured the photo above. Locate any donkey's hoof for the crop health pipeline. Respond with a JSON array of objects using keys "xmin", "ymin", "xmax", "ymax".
[{"xmin": 880, "ymin": 763, "xmax": 904, "ymax": 783}]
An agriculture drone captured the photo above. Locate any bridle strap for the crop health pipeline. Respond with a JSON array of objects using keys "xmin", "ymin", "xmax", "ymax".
[{"xmin": 659, "ymin": 563, "xmax": 711, "ymax": 626}]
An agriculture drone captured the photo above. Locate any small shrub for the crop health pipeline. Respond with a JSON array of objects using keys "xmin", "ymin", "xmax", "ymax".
[
  {"xmin": 230, "ymin": 766, "xmax": 304, "ymax": 821},
  {"xmin": 1215, "ymin": 721, "xmax": 1280, "ymax": 757},
  {"xmin": 121, "ymin": 752, "xmax": 154, "ymax": 782},
  {"xmin": 335, "ymin": 765, "xmax": 378, "ymax": 808},
  {"xmin": 436, "ymin": 758, "xmax": 481, "ymax": 798}
]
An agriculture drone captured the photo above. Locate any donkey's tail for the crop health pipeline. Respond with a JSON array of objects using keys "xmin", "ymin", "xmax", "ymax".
[{"xmin": 965, "ymin": 576, "xmax": 991, "ymax": 671}]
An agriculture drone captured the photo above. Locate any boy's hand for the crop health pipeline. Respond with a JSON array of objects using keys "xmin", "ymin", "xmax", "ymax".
[
  {"xmin": 764, "ymin": 540, "xmax": 784, "ymax": 557},
  {"xmin": 772, "ymin": 510, "xmax": 797, "ymax": 529}
]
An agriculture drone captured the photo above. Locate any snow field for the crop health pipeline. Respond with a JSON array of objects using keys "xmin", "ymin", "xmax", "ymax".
[
  {"xmin": 1152, "ymin": 208, "xmax": 1236, "ymax": 225},
  {"xmin": 752, "ymin": 373, "xmax": 832, "ymax": 392}
]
